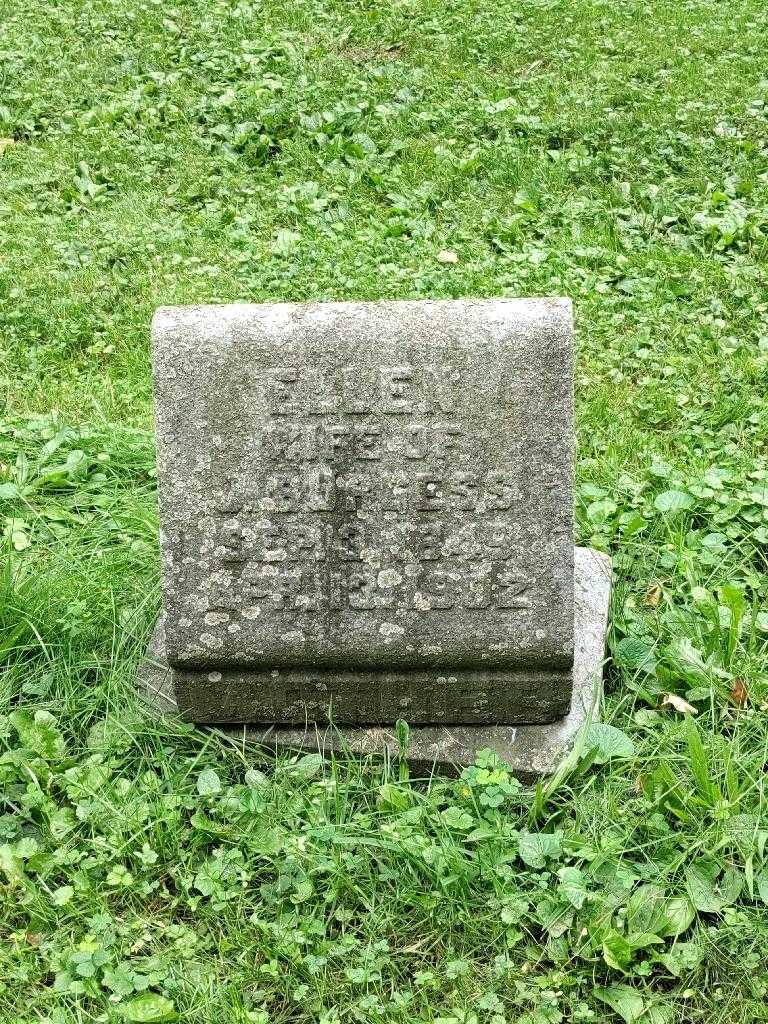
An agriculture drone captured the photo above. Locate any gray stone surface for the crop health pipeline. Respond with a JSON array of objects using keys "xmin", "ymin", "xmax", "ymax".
[
  {"xmin": 138, "ymin": 548, "xmax": 611, "ymax": 781},
  {"xmin": 152, "ymin": 299, "xmax": 574, "ymax": 724}
]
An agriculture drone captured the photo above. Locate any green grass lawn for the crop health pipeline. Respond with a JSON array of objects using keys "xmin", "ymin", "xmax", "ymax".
[{"xmin": 2, "ymin": 0, "xmax": 768, "ymax": 1020}]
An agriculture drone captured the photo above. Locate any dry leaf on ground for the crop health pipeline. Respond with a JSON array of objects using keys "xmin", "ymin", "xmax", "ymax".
[
  {"xmin": 729, "ymin": 678, "xmax": 749, "ymax": 707},
  {"xmin": 660, "ymin": 693, "xmax": 698, "ymax": 714}
]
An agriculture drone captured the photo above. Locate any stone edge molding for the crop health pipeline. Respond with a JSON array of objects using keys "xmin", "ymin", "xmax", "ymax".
[{"xmin": 138, "ymin": 547, "xmax": 611, "ymax": 781}]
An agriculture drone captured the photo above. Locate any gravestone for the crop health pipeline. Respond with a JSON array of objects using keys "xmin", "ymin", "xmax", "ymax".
[{"xmin": 141, "ymin": 299, "xmax": 611, "ymax": 775}]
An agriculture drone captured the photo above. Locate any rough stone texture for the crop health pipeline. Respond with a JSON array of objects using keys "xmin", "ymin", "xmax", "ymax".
[
  {"xmin": 139, "ymin": 548, "xmax": 611, "ymax": 781},
  {"xmin": 170, "ymin": 664, "xmax": 571, "ymax": 725},
  {"xmin": 152, "ymin": 299, "xmax": 574, "ymax": 724}
]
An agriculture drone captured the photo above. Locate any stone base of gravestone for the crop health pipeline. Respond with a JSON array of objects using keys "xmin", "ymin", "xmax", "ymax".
[{"xmin": 138, "ymin": 547, "xmax": 610, "ymax": 781}]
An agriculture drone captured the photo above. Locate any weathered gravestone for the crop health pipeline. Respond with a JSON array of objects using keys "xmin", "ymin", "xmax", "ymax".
[{"xmin": 141, "ymin": 299, "xmax": 611, "ymax": 777}]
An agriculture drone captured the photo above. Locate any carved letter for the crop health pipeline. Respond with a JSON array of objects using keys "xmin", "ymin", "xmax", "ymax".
[
  {"xmin": 486, "ymin": 472, "xmax": 515, "ymax": 511},
  {"xmin": 416, "ymin": 568, "xmax": 454, "ymax": 609},
  {"xmin": 354, "ymin": 424, "xmax": 382, "ymax": 460},
  {"xmin": 320, "ymin": 424, "xmax": 351, "ymax": 460},
  {"xmin": 448, "ymin": 471, "xmax": 478, "ymax": 511},
  {"xmin": 432, "ymin": 423, "xmax": 462, "ymax": 460},
  {"xmin": 336, "ymin": 523, "xmax": 364, "ymax": 561},
  {"xmin": 414, "ymin": 523, "xmax": 443, "ymax": 560},
  {"xmin": 402, "ymin": 424, "xmax": 427, "ymax": 459},
  {"xmin": 218, "ymin": 521, "xmax": 247, "ymax": 563},
  {"xmin": 267, "ymin": 474, "xmax": 298, "ymax": 513},
  {"xmin": 380, "ymin": 366, "xmax": 413, "ymax": 414},
  {"xmin": 422, "ymin": 364, "xmax": 458, "ymax": 414},
  {"xmin": 417, "ymin": 473, "xmax": 444, "ymax": 511},
  {"xmin": 495, "ymin": 569, "xmax": 532, "ymax": 609},
  {"xmin": 269, "ymin": 367, "xmax": 299, "ymax": 416},
  {"xmin": 347, "ymin": 569, "xmax": 378, "ymax": 609},
  {"xmin": 306, "ymin": 466, "xmax": 336, "ymax": 512}
]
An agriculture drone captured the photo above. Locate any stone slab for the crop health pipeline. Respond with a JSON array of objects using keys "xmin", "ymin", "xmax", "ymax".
[
  {"xmin": 138, "ymin": 548, "xmax": 610, "ymax": 780},
  {"xmin": 152, "ymin": 299, "xmax": 574, "ymax": 724}
]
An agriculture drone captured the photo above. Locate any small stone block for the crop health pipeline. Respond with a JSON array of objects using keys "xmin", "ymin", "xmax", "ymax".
[
  {"xmin": 152, "ymin": 299, "xmax": 575, "ymax": 724},
  {"xmin": 138, "ymin": 547, "xmax": 610, "ymax": 781}
]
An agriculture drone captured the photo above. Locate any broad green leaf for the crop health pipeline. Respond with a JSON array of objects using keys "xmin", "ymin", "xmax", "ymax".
[
  {"xmin": 196, "ymin": 769, "xmax": 222, "ymax": 796},
  {"xmin": 0, "ymin": 839, "xmax": 40, "ymax": 880},
  {"xmin": 684, "ymin": 715, "xmax": 716, "ymax": 805},
  {"xmin": 602, "ymin": 929, "xmax": 633, "ymax": 971},
  {"xmin": 465, "ymin": 825, "xmax": 498, "ymax": 842},
  {"xmin": 587, "ymin": 497, "xmax": 617, "ymax": 522},
  {"xmin": 723, "ymin": 813, "xmax": 760, "ymax": 851},
  {"xmin": 613, "ymin": 637, "xmax": 655, "ymax": 671},
  {"xmin": 658, "ymin": 941, "xmax": 704, "ymax": 977},
  {"xmin": 668, "ymin": 638, "xmax": 722, "ymax": 685},
  {"xmin": 518, "ymin": 831, "xmax": 561, "ymax": 869},
  {"xmin": 654, "ymin": 490, "xmax": 694, "ymax": 513},
  {"xmin": 290, "ymin": 753, "xmax": 324, "ymax": 780},
  {"xmin": 51, "ymin": 885, "xmax": 73, "ymax": 906},
  {"xmin": 48, "ymin": 806, "xmax": 77, "ymax": 841},
  {"xmin": 627, "ymin": 884, "xmax": 668, "ymax": 935},
  {"xmin": 685, "ymin": 860, "xmax": 743, "ymax": 913},
  {"xmin": 658, "ymin": 896, "xmax": 696, "ymax": 937},
  {"xmin": 594, "ymin": 984, "xmax": 645, "ymax": 1023},
  {"xmin": 627, "ymin": 931, "xmax": 664, "ymax": 951},
  {"xmin": 122, "ymin": 993, "xmax": 177, "ymax": 1022},
  {"xmin": 558, "ymin": 866, "xmax": 588, "ymax": 909},
  {"xmin": 14, "ymin": 837, "xmax": 38, "ymax": 859},
  {"xmin": 536, "ymin": 897, "xmax": 573, "ymax": 938},
  {"xmin": 377, "ymin": 783, "xmax": 411, "ymax": 812},
  {"xmin": 756, "ymin": 869, "xmax": 768, "ymax": 906},
  {"xmin": 583, "ymin": 723, "xmax": 635, "ymax": 764},
  {"xmin": 9, "ymin": 709, "xmax": 66, "ymax": 762},
  {"xmin": 440, "ymin": 805, "xmax": 474, "ymax": 830},
  {"xmin": 645, "ymin": 1005, "xmax": 676, "ymax": 1024},
  {"xmin": 684, "ymin": 859, "xmax": 719, "ymax": 911},
  {"xmin": 619, "ymin": 511, "xmax": 648, "ymax": 538},
  {"xmin": 11, "ymin": 529, "xmax": 31, "ymax": 551},
  {"xmin": 0, "ymin": 844, "xmax": 23, "ymax": 882},
  {"xmin": 271, "ymin": 228, "xmax": 300, "ymax": 256},
  {"xmin": 244, "ymin": 769, "xmax": 268, "ymax": 788}
]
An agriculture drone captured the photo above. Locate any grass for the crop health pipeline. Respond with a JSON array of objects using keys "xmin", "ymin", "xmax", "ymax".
[{"xmin": 2, "ymin": 0, "xmax": 768, "ymax": 1020}]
